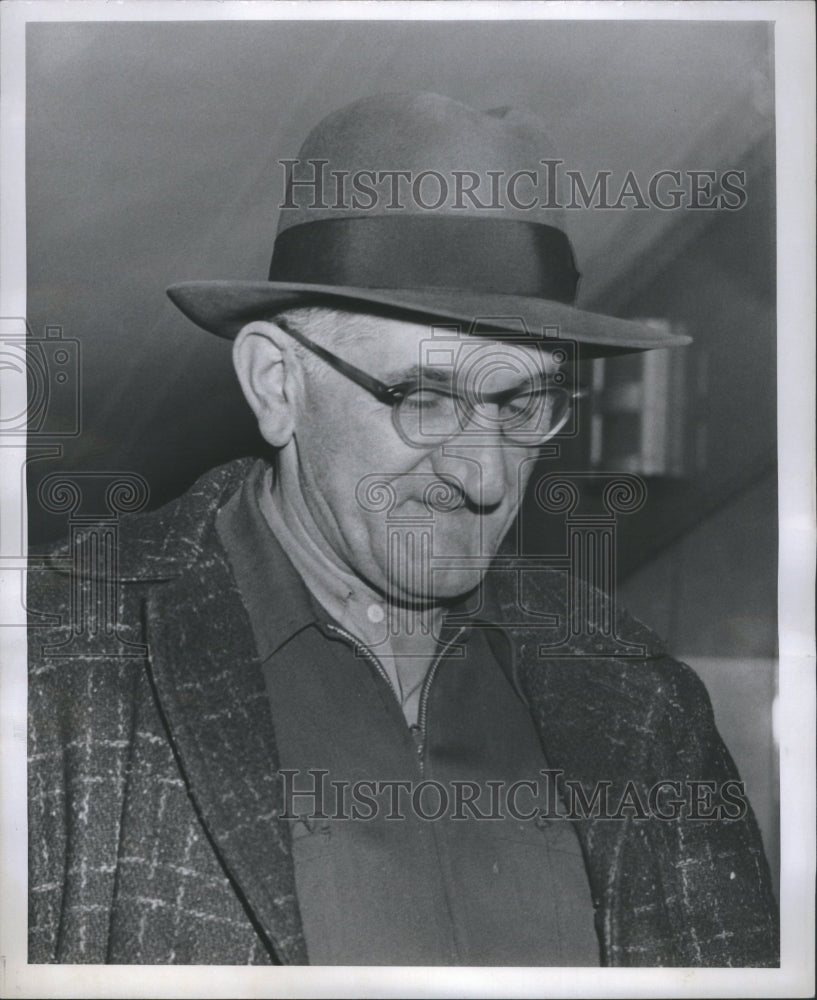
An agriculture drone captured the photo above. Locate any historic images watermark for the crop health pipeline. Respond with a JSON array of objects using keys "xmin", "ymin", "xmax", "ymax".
[
  {"xmin": 280, "ymin": 160, "xmax": 748, "ymax": 212},
  {"xmin": 1, "ymin": 318, "xmax": 150, "ymax": 652},
  {"xmin": 0, "ymin": 319, "xmax": 84, "ymax": 629},
  {"xmin": 280, "ymin": 768, "xmax": 750, "ymax": 823}
]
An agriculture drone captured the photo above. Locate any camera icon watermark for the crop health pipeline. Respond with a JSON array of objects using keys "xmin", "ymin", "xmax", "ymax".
[
  {"xmin": 0, "ymin": 318, "xmax": 81, "ymax": 437},
  {"xmin": 405, "ymin": 319, "xmax": 581, "ymax": 449}
]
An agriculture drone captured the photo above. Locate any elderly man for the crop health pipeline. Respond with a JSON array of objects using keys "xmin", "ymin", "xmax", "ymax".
[{"xmin": 27, "ymin": 93, "xmax": 778, "ymax": 967}]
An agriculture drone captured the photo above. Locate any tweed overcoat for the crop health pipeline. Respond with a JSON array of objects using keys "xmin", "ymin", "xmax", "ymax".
[{"xmin": 27, "ymin": 459, "xmax": 779, "ymax": 966}]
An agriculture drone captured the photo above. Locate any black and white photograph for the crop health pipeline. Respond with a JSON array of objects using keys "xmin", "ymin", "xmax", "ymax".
[{"xmin": 0, "ymin": 2, "xmax": 813, "ymax": 997}]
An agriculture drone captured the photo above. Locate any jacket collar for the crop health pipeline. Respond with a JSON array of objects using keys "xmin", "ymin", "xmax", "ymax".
[
  {"xmin": 40, "ymin": 458, "xmax": 259, "ymax": 583},
  {"xmin": 214, "ymin": 462, "xmax": 322, "ymax": 661}
]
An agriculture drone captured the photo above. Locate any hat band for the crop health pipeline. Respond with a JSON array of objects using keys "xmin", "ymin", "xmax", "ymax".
[{"xmin": 268, "ymin": 217, "xmax": 580, "ymax": 305}]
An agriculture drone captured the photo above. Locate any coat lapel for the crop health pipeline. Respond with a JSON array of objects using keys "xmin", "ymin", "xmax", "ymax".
[{"xmin": 143, "ymin": 523, "xmax": 307, "ymax": 964}]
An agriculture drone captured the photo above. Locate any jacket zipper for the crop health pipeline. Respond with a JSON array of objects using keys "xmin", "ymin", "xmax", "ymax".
[
  {"xmin": 324, "ymin": 623, "xmax": 401, "ymax": 702},
  {"xmin": 415, "ymin": 627, "xmax": 466, "ymax": 771},
  {"xmin": 324, "ymin": 623, "xmax": 465, "ymax": 775}
]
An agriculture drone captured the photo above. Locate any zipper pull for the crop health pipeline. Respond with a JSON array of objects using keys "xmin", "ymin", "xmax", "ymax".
[{"xmin": 409, "ymin": 723, "xmax": 425, "ymax": 760}]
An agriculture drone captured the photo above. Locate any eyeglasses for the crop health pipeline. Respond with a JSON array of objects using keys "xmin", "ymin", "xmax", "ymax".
[{"xmin": 276, "ymin": 318, "xmax": 584, "ymax": 448}]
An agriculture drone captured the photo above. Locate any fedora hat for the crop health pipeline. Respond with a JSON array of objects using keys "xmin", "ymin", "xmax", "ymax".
[{"xmin": 167, "ymin": 92, "xmax": 690, "ymax": 354}]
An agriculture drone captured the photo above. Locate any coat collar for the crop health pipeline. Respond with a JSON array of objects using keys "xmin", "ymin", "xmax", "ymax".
[
  {"xmin": 117, "ymin": 458, "xmax": 258, "ymax": 581},
  {"xmin": 39, "ymin": 458, "xmax": 258, "ymax": 583}
]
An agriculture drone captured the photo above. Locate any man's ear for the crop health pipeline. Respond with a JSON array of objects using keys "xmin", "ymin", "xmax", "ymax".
[{"xmin": 232, "ymin": 321, "xmax": 298, "ymax": 447}]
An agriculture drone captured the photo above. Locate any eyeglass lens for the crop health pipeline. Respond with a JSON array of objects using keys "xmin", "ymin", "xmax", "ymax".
[{"xmin": 395, "ymin": 386, "xmax": 571, "ymax": 445}]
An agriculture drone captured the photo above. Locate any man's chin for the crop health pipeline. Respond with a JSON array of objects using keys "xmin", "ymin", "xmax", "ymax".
[{"xmin": 385, "ymin": 567, "xmax": 487, "ymax": 606}]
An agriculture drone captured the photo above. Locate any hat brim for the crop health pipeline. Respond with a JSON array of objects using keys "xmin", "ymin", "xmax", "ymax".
[{"xmin": 166, "ymin": 280, "xmax": 691, "ymax": 355}]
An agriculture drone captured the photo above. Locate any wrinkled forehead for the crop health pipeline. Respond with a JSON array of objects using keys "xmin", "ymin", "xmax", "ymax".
[
  {"xmin": 417, "ymin": 332, "xmax": 560, "ymax": 380},
  {"xmin": 345, "ymin": 314, "xmax": 561, "ymax": 380}
]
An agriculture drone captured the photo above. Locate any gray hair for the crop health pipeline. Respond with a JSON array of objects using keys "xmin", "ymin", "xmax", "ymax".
[{"xmin": 271, "ymin": 304, "xmax": 377, "ymax": 378}]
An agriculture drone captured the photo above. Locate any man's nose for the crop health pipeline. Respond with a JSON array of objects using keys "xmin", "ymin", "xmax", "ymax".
[{"xmin": 431, "ymin": 431, "xmax": 510, "ymax": 509}]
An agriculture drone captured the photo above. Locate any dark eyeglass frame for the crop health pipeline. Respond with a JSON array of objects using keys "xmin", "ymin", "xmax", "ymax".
[{"xmin": 275, "ymin": 317, "xmax": 585, "ymax": 444}]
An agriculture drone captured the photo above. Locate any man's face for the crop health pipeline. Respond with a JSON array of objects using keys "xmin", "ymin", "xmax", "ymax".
[{"xmin": 288, "ymin": 316, "xmax": 558, "ymax": 604}]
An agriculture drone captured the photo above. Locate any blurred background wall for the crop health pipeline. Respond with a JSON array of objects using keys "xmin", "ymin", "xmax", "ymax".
[
  {"xmin": 24, "ymin": 19, "xmax": 777, "ymax": 889},
  {"xmin": 597, "ymin": 146, "xmax": 778, "ymax": 891}
]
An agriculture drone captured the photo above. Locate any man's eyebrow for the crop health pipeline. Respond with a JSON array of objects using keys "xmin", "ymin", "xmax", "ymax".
[
  {"xmin": 381, "ymin": 365, "xmax": 453, "ymax": 386},
  {"xmin": 382, "ymin": 364, "xmax": 553, "ymax": 391}
]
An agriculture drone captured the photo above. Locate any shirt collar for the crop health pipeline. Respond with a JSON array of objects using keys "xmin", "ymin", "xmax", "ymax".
[{"xmin": 215, "ymin": 459, "xmax": 324, "ymax": 661}]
